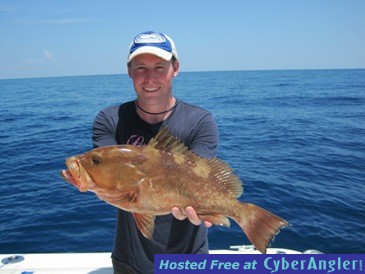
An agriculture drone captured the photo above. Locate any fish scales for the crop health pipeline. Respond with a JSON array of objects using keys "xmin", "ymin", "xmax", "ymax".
[{"xmin": 61, "ymin": 127, "xmax": 289, "ymax": 253}]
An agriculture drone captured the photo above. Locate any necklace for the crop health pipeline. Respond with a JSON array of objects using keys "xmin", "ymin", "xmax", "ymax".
[{"xmin": 136, "ymin": 100, "xmax": 179, "ymax": 116}]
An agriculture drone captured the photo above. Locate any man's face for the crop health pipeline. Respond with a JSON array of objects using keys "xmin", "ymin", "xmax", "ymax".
[{"xmin": 128, "ymin": 54, "xmax": 179, "ymax": 105}]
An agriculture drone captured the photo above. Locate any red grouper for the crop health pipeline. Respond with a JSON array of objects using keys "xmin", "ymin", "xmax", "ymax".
[{"xmin": 61, "ymin": 127, "xmax": 289, "ymax": 253}]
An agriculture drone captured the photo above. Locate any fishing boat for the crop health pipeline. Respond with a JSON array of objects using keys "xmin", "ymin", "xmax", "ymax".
[{"xmin": 0, "ymin": 245, "xmax": 322, "ymax": 274}]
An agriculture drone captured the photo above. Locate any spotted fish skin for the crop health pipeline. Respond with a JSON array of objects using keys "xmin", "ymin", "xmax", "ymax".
[{"xmin": 61, "ymin": 127, "xmax": 288, "ymax": 253}]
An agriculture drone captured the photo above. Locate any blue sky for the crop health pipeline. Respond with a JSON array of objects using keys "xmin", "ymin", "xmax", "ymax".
[{"xmin": 1, "ymin": 0, "xmax": 364, "ymax": 79}]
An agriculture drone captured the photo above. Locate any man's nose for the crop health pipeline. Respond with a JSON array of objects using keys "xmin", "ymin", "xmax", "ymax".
[{"xmin": 144, "ymin": 69, "xmax": 156, "ymax": 82}]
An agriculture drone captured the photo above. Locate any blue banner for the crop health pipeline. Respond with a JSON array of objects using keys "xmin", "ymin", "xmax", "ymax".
[{"xmin": 155, "ymin": 254, "xmax": 364, "ymax": 274}]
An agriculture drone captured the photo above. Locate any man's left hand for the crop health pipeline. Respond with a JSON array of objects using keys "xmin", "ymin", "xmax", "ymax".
[{"xmin": 171, "ymin": 206, "xmax": 212, "ymax": 228}]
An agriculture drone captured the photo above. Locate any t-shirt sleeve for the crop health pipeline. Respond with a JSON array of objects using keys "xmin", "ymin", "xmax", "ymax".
[
  {"xmin": 92, "ymin": 107, "xmax": 119, "ymax": 148},
  {"xmin": 189, "ymin": 113, "xmax": 218, "ymax": 158}
]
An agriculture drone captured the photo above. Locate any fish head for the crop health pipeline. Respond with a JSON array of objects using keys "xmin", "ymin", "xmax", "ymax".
[
  {"xmin": 61, "ymin": 145, "xmax": 146, "ymax": 193},
  {"xmin": 61, "ymin": 154, "xmax": 93, "ymax": 192}
]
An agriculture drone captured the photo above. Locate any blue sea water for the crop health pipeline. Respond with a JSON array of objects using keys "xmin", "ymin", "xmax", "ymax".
[{"xmin": 0, "ymin": 69, "xmax": 364, "ymax": 254}]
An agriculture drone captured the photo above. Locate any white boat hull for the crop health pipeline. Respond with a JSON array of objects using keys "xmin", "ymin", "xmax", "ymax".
[
  {"xmin": 0, "ymin": 246, "xmax": 321, "ymax": 273},
  {"xmin": 0, "ymin": 252, "xmax": 113, "ymax": 274}
]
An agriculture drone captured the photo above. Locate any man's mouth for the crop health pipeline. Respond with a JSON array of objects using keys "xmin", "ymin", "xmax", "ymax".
[{"xmin": 143, "ymin": 87, "xmax": 159, "ymax": 92}]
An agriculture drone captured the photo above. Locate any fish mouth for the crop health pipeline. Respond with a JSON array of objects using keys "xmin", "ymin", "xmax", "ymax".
[{"xmin": 61, "ymin": 157, "xmax": 94, "ymax": 192}]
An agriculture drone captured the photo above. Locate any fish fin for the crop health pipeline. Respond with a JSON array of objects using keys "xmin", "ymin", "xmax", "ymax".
[
  {"xmin": 207, "ymin": 158, "xmax": 243, "ymax": 198},
  {"xmin": 149, "ymin": 127, "xmax": 192, "ymax": 156},
  {"xmin": 150, "ymin": 127, "xmax": 243, "ymax": 198},
  {"xmin": 200, "ymin": 214, "xmax": 231, "ymax": 227},
  {"xmin": 233, "ymin": 202, "xmax": 289, "ymax": 254},
  {"xmin": 133, "ymin": 213, "xmax": 155, "ymax": 239}
]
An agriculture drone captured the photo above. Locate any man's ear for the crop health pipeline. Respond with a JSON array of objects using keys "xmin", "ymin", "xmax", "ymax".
[
  {"xmin": 172, "ymin": 61, "xmax": 180, "ymax": 77},
  {"xmin": 127, "ymin": 64, "xmax": 132, "ymax": 78}
]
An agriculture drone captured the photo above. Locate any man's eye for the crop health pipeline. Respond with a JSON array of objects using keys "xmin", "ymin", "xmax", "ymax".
[{"xmin": 136, "ymin": 66, "xmax": 146, "ymax": 71}]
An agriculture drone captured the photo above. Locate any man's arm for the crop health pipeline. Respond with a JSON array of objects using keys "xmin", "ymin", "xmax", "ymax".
[{"xmin": 92, "ymin": 107, "xmax": 119, "ymax": 148}]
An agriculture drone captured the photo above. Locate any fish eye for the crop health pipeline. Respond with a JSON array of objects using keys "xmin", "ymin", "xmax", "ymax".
[{"xmin": 91, "ymin": 153, "xmax": 103, "ymax": 165}]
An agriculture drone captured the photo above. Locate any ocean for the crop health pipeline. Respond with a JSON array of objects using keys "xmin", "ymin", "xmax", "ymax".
[{"xmin": 0, "ymin": 69, "xmax": 364, "ymax": 254}]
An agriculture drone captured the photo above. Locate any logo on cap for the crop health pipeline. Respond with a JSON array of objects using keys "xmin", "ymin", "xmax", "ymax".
[{"xmin": 135, "ymin": 33, "xmax": 166, "ymax": 44}]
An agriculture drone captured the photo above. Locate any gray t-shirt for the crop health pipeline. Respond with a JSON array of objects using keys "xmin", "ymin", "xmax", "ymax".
[{"xmin": 92, "ymin": 99, "xmax": 218, "ymax": 273}]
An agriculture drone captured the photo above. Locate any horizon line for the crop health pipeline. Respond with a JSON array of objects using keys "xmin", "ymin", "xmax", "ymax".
[{"xmin": 1, "ymin": 67, "xmax": 364, "ymax": 81}]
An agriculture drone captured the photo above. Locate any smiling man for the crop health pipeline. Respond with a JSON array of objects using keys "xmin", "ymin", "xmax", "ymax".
[
  {"xmin": 92, "ymin": 31, "xmax": 218, "ymax": 274},
  {"xmin": 128, "ymin": 52, "xmax": 179, "ymax": 125}
]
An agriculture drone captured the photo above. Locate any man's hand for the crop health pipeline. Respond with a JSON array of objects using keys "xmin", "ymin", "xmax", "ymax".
[{"xmin": 171, "ymin": 206, "xmax": 212, "ymax": 228}]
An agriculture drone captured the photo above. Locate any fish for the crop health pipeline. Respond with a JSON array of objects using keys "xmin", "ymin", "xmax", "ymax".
[{"xmin": 61, "ymin": 127, "xmax": 288, "ymax": 253}]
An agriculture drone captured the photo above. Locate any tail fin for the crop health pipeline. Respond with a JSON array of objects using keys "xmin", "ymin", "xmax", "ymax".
[{"xmin": 233, "ymin": 202, "xmax": 289, "ymax": 254}]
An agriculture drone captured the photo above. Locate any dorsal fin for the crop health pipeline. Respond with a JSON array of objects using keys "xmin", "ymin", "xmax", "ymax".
[
  {"xmin": 149, "ymin": 127, "xmax": 243, "ymax": 198},
  {"xmin": 207, "ymin": 158, "xmax": 243, "ymax": 198},
  {"xmin": 148, "ymin": 127, "xmax": 194, "ymax": 158}
]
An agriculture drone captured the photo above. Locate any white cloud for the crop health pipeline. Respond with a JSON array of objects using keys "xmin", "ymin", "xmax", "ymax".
[
  {"xmin": 14, "ymin": 18, "xmax": 100, "ymax": 25},
  {"xmin": 24, "ymin": 50, "xmax": 55, "ymax": 64},
  {"xmin": 43, "ymin": 50, "xmax": 54, "ymax": 60},
  {"xmin": 43, "ymin": 18, "xmax": 99, "ymax": 24}
]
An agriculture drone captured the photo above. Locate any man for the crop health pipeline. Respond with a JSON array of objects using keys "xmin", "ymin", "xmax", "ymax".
[{"xmin": 92, "ymin": 31, "xmax": 218, "ymax": 273}]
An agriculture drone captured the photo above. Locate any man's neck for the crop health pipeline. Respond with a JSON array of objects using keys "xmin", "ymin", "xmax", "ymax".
[{"xmin": 136, "ymin": 97, "xmax": 176, "ymax": 124}]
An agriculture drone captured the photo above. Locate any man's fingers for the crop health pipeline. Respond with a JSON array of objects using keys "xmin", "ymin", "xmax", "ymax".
[
  {"xmin": 171, "ymin": 206, "xmax": 213, "ymax": 227},
  {"xmin": 204, "ymin": 221, "xmax": 213, "ymax": 228},
  {"xmin": 185, "ymin": 206, "xmax": 201, "ymax": 226},
  {"xmin": 171, "ymin": 207, "xmax": 186, "ymax": 220}
]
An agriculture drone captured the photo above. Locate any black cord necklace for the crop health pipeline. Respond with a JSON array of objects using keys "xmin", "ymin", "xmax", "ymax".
[{"xmin": 136, "ymin": 100, "xmax": 179, "ymax": 116}]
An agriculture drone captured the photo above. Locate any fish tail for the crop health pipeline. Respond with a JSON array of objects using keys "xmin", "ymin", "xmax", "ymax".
[{"xmin": 233, "ymin": 202, "xmax": 289, "ymax": 254}]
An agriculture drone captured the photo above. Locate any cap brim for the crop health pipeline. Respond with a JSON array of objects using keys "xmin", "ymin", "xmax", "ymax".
[{"xmin": 128, "ymin": 46, "xmax": 173, "ymax": 62}]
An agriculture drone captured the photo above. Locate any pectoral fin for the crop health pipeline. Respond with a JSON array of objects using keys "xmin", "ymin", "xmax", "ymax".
[{"xmin": 133, "ymin": 213, "xmax": 155, "ymax": 239}]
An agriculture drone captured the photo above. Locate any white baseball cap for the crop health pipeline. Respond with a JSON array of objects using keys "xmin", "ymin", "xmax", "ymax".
[{"xmin": 128, "ymin": 31, "xmax": 179, "ymax": 62}]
